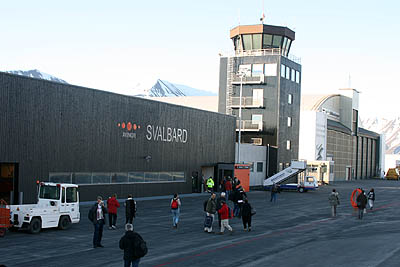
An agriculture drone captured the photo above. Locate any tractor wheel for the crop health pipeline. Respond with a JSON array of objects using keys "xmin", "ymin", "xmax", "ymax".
[
  {"xmin": 298, "ymin": 187, "xmax": 305, "ymax": 193},
  {"xmin": 28, "ymin": 217, "xmax": 42, "ymax": 234},
  {"xmin": 58, "ymin": 216, "xmax": 71, "ymax": 230}
]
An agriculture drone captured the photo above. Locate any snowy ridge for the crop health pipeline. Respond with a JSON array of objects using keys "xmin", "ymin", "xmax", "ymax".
[
  {"xmin": 6, "ymin": 69, "xmax": 68, "ymax": 84},
  {"xmin": 360, "ymin": 117, "xmax": 400, "ymax": 154},
  {"xmin": 133, "ymin": 79, "xmax": 217, "ymax": 97}
]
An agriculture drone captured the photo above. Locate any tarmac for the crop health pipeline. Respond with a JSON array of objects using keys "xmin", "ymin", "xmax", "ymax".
[{"xmin": 2, "ymin": 179, "xmax": 400, "ymax": 267}]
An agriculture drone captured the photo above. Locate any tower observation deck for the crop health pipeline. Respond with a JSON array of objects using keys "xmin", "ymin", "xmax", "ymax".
[{"xmin": 230, "ymin": 24, "xmax": 295, "ymax": 58}]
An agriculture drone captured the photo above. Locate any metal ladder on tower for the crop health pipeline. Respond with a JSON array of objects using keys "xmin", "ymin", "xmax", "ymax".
[{"xmin": 226, "ymin": 56, "xmax": 235, "ymax": 116}]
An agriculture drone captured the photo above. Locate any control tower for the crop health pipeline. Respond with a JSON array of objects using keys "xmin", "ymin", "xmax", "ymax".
[{"xmin": 218, "ymin": 23, "xmax": 301, "ymax": 176}]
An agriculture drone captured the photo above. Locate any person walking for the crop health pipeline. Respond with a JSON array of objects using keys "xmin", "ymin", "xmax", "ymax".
[
  {"xmin": 233, "ymin": 177, "xmax": 241, "ymax": 191},
  {"xmin": 204, "ymin": 193, "xmax": 217, "ymax": 233},
  {"xmin": 206, "ymin": 176, "xmax": 214, "ymax": 193},
  {"xmin": 328, "ymin": 189, "xmax": 340, "ymax": 217},
  {"xmin": 107, "ymin": 193, "xmax": 120, "ymax": 229},
  {"xmin": 356, "ymin": 189, "xmax": 367, "ymax": 219},
  {"xmin": 237, "ymin": 187, "xmax": 247, "ymax": 218},
  {"xmin": 241, "ymin": 198, "xmax": 253, "ymax": 231},
  {"xmin": 367, "ymin": 188, "xmax": 375, "ymax": 210},
  {"xmin": 170, "ymin": 193, "xmax": 181, "ymax": 229},
  {"xmin": 270, "ymin": 183, "xmax": 278, "ymax": 203},
  {"xmin": 217, "ymin": 200, "xmax": 233, "ymax": 235},
  {"xmin": 119, "ymin": 223, "xmax": 147, "ymax": 267},
  {"xmin": 88, "ymin": 196, "xmax": 108, "ymax": 248},
  {"xmin": 216, "ymin": 192, "xmax": 226, "ymax": 228},
  {"xmin": 125, "ymin": 194, "xmax": 137, "ymax": 224},
  {"xmin": 225, "ymin": 177, "xmax": 232, "ymax": 201}
]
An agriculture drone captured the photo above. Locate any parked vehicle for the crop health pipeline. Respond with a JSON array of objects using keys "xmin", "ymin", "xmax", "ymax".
[
  {"xmin": 263, "ymin": 160, "xmax": 318, "ymax": 193},
  {"xmin": 0, "ymin": 199, "xmax": 12, "ymax": 237},
  {"xmin": 8, "ymin": 182, "xmax": 80, "ymax": 234}
]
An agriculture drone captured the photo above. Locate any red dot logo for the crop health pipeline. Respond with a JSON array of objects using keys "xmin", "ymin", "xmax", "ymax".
[
  {"xmin": 127, "ymin": 122, "xmax": 132, "ymax": 131},
  {"xmin": 117, "ymin": 123, "xmax": 121, "ymax": 127},
  {"xmin": 122, "ymin": 122, "xmax": 126, "ymax": 129},
  {"xmin": 133, "ymin": 124, "xmax": 137, "ymax": 130}
]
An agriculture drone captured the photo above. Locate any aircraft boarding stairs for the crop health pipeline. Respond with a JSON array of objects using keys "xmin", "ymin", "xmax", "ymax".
[{"xmin": 263, "ymin": 160, "xmax": 307, "ymax": 188}]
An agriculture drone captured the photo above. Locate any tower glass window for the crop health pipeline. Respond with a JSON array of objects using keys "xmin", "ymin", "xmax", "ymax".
[
  {"xmin": 263, "ymin": 34, "xmax": 273, "ymax": 48},
  {"xmin": 288, "ymin": 94, "xmax": 293, "ymax": 104},
  {"xmin": 286, "ymin": 140, "xmax": 291, "ymax": 150},
  {"xmin": 286, "ymin": 66, "xmax": 290, "ymax": 79},
  {"xmin": 272, "ymin": 35, "xmax": 282, "ymax": 48},
  {"xmin": 291, "ymin": 69, "xmax": 296, "ymax": 82},
  {"xmin": 243, "ymin": 35, "xmax": 252, "ymax": 50},
  {"xmin": 296, "ymin": 71, "xmax": 300, "ymax": 83},
  {"xmin": 252, "ymin": 34, "xmax": 262, "ymax": 50},
  {"xmin": 288, "ymin": 117, "xmax": 292, "ymax": 127}
]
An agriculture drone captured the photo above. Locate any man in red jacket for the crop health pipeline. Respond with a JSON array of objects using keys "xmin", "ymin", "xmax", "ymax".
[
  {"xmin": 217, "ymin": 200, "xmax": 233, "ymax": 235},
  {"xmin": 107, "ymin": 193, "xmax": 120, "ymax": 230}
]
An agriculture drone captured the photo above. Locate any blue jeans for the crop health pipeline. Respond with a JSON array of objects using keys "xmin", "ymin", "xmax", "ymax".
[
  {"xmin": 124, "ymin": 258, "xmax": 140, "ymax": 267},
  {"xmin": 226, "ymin": 190, "xmax": 231, "ymax": 201},
  {"xmin": 171, "ymin": 208, "xmax": 180, "ymax": 226},
  {"xmin": 271, "ymin": 193, "xmax": 277, "ymax": 203},
  {"xmin": 233, "ymin": 203, "xmax": 240, "ymax": 217},
  {"xmin": 93, "ymin": 219, "xmax": 104, "ymax": 246}
]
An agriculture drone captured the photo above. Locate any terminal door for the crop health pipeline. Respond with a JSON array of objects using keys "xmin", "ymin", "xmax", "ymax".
[{"xmin": 0, "ymin": 163, "xmax": 19, "ymax": 204}]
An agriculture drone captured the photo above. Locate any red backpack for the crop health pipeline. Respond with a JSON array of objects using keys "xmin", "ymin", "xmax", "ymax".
[{"xmin": 171, "ymin": 199, "xmax": 179, "ymax": 209}]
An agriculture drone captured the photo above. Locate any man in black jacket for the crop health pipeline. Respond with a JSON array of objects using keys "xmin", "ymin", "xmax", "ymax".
[
  {"xmin": 120, "ymin": 223, "xmax": 145, "ymax": 267},
  {"xmin": 125, "ymin": 194, "xmax": 137, "ymax": 224},
  {"xmin": 88, "ymin": 196, "xmax": 108, "ymax": 248}
]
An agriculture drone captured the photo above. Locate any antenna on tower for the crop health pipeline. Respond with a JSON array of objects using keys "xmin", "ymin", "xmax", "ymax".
[
  {"xmin": 348, "ymin": 73, "xmax": 351, "ymax": 88},
  {"xmin": 238, "ymin": 8, "xmax": 241, "ymax": 25},
  {"xmin": 260, "ymin": 0, "xmax": 265, "ymax": 24}
]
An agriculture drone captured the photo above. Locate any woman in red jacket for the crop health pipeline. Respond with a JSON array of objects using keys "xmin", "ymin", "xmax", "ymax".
[
  {"xmin": 107, "ymin": 193, "xmax": 120, "ymax": 229},
  {"xmin": 217, "ymin": 200, "xmax": 233, "ymax": 235}
]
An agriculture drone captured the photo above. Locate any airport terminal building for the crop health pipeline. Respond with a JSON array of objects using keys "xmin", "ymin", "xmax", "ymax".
[{"xmin": 0, "ymin": 72, "xmax": 235, "ymax": 204}]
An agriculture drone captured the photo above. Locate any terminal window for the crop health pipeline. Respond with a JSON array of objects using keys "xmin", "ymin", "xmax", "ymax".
[
  {"xmin": 281, "ymin": 64, "xmax": 286, "ymax": 78},
  {"xmin": 257, "ymin": 162, "xmax": 263, "ymax": 172}
]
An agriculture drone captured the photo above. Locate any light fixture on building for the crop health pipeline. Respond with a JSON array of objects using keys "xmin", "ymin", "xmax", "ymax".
[{"xmin": 144, "ymin": 155, "xmax": 152, "ymax": 163}]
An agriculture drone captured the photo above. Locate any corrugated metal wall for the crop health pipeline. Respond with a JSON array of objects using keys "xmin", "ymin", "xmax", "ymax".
[{"xmin": 0, "ymin": 72, "xmax": 235, "ymax": 203}]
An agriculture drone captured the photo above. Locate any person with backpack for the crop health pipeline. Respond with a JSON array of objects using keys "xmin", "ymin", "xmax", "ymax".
[
  {"xmin": 170, "ymin": 193, "xmax": 181, "ymax": 229},
  {"xmin": 88, "ymin": 196, "xmax": 108, "ymax": 248},
  {"xmin": 217, "ymin": 200, "xmax": 233, "ymax": 235},
  {"xmin": 125, "ymin": 194, "xmax": 137, "ymax": 224},
  {"xmin": 356, "ymin": 189, "xmax": 367, "ymax": 219},
  {"xmin": 107, "ymin": 193, "xmax": 120, "ymax": 230},
  {"xmin": 368, "ymin": 188, "xmax": 375, "ymax": 210},
  {"xmin": 241, "ymin": 198, "xmax": 253, "ymax": 231},
  {"xmin": 119, "ymin": 223, "xmax": 147, "ymax": 267},
  {"xmin": 328, "ymin": 189, "xmax": 340, "ymax": 217},
  {"xmin": 204, "ymin": 193, "xmax": 217, "ymax": 233}
]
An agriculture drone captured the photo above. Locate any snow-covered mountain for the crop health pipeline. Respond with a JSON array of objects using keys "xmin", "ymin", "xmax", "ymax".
[
  {"xmin": 134, "ymin": 79, "xmax": 217, "ymax": 97},
  {"xmin": 6, "ymin": 69, "xmax": 68, "ymax": 84},
  {"xmin": 360, "ymin": 117, "xmax": 400, "ymax": 154}
]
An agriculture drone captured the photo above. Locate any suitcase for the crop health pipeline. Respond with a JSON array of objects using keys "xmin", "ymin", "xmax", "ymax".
[{"xmin": 204, "ymin": 215, "xmax": 213, "ymax": 228}]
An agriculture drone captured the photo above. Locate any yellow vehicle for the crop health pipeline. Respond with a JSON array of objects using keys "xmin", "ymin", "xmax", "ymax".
[{"xmin": 386, "ymin": 168, "xmax": 400, "ymax": 180}]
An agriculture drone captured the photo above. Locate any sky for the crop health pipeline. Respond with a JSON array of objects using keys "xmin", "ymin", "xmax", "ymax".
[{"xmin": 1, "ymin": 0, "xmax": 399, "ymax": 118}]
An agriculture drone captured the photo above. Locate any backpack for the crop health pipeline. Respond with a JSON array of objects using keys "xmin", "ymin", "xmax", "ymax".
[
  {"xmin": 171, "ymin": 199, "xmax": 178, "ymax": 209},
  {"xmin": 133, "ymin": 233, "xmax": 148, "ymax": 258}
]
